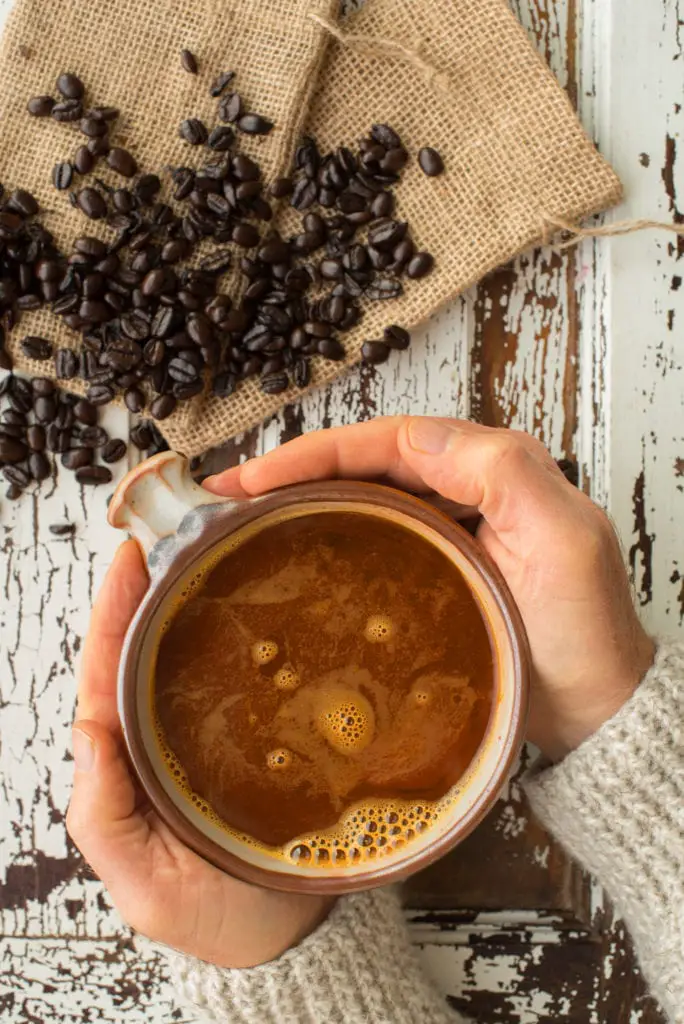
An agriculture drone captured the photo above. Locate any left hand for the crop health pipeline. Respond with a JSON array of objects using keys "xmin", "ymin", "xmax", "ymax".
[{"xmin": 67, "ymin": 540, "xmax": 333, "ymax": 968}]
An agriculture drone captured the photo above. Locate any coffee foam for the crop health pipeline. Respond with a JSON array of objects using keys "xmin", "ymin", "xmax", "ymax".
[
  {"xmin": 252, "ymin": 640, "xmax": 279, "ymax": 665},
  {"xmin": 363, "ymin": 614, "xmax": 394, "ymax": 644},
  {"xmin": 273, "ymin": 663, "xmax": 300, "ymax": 690},
  {"xmin": 313, "ymin": 686, "xmax": 375, "ymax": 755}
]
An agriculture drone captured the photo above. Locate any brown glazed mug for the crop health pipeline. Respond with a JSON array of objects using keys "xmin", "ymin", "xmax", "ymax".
[{"xmin": 108, "ymin": 450, "xmax": 530, "ymax": 895}]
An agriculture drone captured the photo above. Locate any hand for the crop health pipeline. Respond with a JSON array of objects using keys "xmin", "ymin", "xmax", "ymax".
[
  {"xmin": 67, "ymin": 540, "xmax": 333, "ymax": 968},
  {"xmin": 206, "ymin": 417, "xmax": 655, "ymax": 761}
]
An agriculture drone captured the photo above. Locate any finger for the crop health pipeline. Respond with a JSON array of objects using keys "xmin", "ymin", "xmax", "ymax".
[
  {"xmin": 204, "ymin": 417, "xmax": 428, "ymax": 496},
  {"xmin": 398, "ymin": 418, "xmax": 574, "ymax": 547},
  {"xmin": 201, "ymin": 464, "xmax": 251, "ymax": 499},
  {"xmin": 67, "ymin": 721, "xmax": 151, "ymax": 883},
  {"xmin": 78, "ymin": 540, "xmax": 149, "ymax": 731}
]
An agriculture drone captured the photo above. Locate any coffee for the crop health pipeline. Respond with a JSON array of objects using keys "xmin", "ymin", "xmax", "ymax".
[{"xmin": 152, "ymin": 509, "xmax": 494, "ymax": 868}]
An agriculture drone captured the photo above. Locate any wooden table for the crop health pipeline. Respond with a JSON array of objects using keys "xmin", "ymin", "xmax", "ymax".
[{"xmin": 1, "ymin": 0, "xmax": 682, "ymax": 1020}]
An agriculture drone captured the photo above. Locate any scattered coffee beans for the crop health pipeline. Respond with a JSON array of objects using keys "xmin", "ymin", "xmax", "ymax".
[
  {"xmin": 180, "ymin": 49, "xmax": 198, "ymax": 75},
  {"xmin": 418, "ymin": 147, "xmax": 444, "ymax": 177}
]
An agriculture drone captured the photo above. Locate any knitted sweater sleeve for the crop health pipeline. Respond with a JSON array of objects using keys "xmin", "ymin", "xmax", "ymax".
[{"xmin": 164, "ymin": 639, "xmax": 684, "ymax": 1024}]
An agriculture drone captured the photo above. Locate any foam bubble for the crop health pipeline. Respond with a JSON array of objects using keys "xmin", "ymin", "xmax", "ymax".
[
  {"xmin": 252, "ymin": 640, "xmax": 279, "ymax": 665},
  {"xmin": 274, "ymin": 663, "xmax": 300, "ymax": 690},
  {"xmin": 314, "ymin": 686, "xmax": 375, "ymax": 754},
  {"xmin": 266, "ymin": 748, "xmax": 293, "ymax": 771},
  {"xmin": 363, "ymin": 614, "xmax": 394, "ymax": 643}
]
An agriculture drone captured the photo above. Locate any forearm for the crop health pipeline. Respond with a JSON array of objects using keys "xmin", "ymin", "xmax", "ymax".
[
  {"xmin": 524, "ymin": 639, "xmax": 684, "ymax": 1022},
  {"xmin": 162, "ymin": 887, "xmax": 463, "ymax": 1024}
]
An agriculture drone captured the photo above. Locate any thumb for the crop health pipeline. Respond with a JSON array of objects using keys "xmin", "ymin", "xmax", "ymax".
[
  {"xmin": 67, "ymin": 721, "xmax": 150, "ymax": 880},
  {"xmin": 397, "ymin": 418, "xmax": 572, "ymax": 542}
]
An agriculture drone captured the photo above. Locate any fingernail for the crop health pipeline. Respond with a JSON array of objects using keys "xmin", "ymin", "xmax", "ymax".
[
  {"xmin": 407, "ymin": 418, "xmax": 457, "ymax": 455},
  {"xmin": 72, "ymin": 727, "xmax": 95, "ymax": 772}
]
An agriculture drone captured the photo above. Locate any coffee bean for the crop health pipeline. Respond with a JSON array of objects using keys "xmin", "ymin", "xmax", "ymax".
[
  {"xmin": 238, "ymin": 113, "xmax": 273, "ymax": 135},
  {"xmin": 34, "ymin": 395, "xmax": 56, "ymax": 423},
  {"xmin": 291, "ymin": 177, "xmax": 317, "ymax": 211},
  {"xmin": 46, "ymin": 424, "xmax": 70, "ymax": 454},
  {"xmin": 231, "ymin": 155, "xmax": 260, "ymax": 183},
  {"xmin": 0, "ymin": 437, "xmax": 27, "ymax": 463},
  {"xmin": 141, "ymin": 268, "xmax": 167, "ymax": 297},
  {"xmin": 320, "ymin": 259, "xmax": 343, "ymax": 281},
  {"xmin": 269, "ymin": 177, "xmax": 293, "ymax": 198},
  {"xmin": 102, "ymin": 438, "xmax": 127, "ymax": 464},
  {"xmin": 28, "ymin": 95, "xmax": 55, "ymax": 117},
  {"xmin": 27, "ymin": 425, "xmax": 46, "ymax": 451},
  {"xmin": 52, "ymin": 162, "xmax": 73, "ymax": 191},
  {"xmin": 260, "ymin": 371, "xmax": 288, "ymax": 394},
  {"xmin": 384, "ymin": 325, "xmax": 411, "ymax": 350},
  {"xmin": 293, "ymin": 358, "xmax": 310, "ymax": 388},
  {"xmin": 54, "ymin": 348, "xmax": 78, "ymax": 380},
  {"xmin": 371, "ymin": 124, "xmax": 402, "ymax": 149},
  {"xmin": 28, "ymin": 451, "xmax": 50, "ymax": 481},
  {"xmin": 6, "ymin": 189, "xmax": 38, "ymax": 217},
  {"xmin": 80, "ymin": 116, "xmax": 108, "ymax": 139},
  {"xmin": 180, "ymin": 49, "xmax": 198, "ymax": 74},
  {"xmin": 57, "ymin": 72, "xmax": 84, "ymax": 99},
  {"xmin": 179, "ymin": 119, "xmax": 208, "ymax": 146},
  {"xmin": 52, "ymin": 99, "xmax": 82, "ymax": 123},
  {"xmin": 107, "ymin": 148, "xmax": 137, "ymax": 178},
  {"xmin": 361, "ymin": 340, "xmax": 390, "ymax": 364},
  {"xmin": 21, "ymin": 336, "xmax": 52, "ymax": 361},
  {"xmin": 87, "ymin": 383, "xmax": 115, "ymax": 406},
  {"xmin": 406, "ymin": 252, "xmax": 435, "ymax": 279},
  {"xmin": 212, "ymin": 371, "xmax": 236, "ymax": 398},
  {"xmin": 3, "ymin": 464, "xmax": 31, "ymax": 488},
  {"xmin": 75, "ymin": 465, "xmax": 112, "ymax": 486},
  {"xmin": 150, "ymin": 394, "xmax": 177, "ymax": 420},
  {"xmin": 231, "ymin": 222, "xmax": 260, "ymax": 248},
  {"xmin": 366, "ymin": 277, "xmax": 403, "ymax": 300},
  {"xmin": 219, "ymin": 92, "xmax": 243, "ymax": 123},
  {"xmin": 369, "ymin": 220, "xmax": 407, "ymax": 251},
  {"xmin": 77, "ymin": 188, "xmax": 107, "ymax": 220},
  {"xmin": 77, "ymin": 425, "xmax": 108, "ymax": 447},
  {"xmin": 317, "ymin": 338, "xmax": 345, "ymax": 361},
  {"xmin": 370, "ymin": 192, "xmax": 394, "ymax": 219},
  {"xmin": 130, "ymin": 422, "xmax": 153, "ymax": 450},
  {"xmin": 62, "ymin": 448, "xmax": 93, "ymax": 472},
  {"xmin": 210, "ymin": 71, "xmax": 234, "ymax": 97},
  {"xmin": 49, "ymin": 523, "xmax": 75, "ymax": 537},
  {"xmin": 418, "ymin": 147, "xmax": 444, "ymax": 177}
]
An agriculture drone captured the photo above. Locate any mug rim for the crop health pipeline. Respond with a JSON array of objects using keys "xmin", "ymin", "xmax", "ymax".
[{"xmin": 118, "ymin": 479, "xmax": 530, "ymax": 894}]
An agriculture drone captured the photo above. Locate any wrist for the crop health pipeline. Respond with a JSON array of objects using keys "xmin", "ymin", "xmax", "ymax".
[{"xmin": 215, "ymin": 891, "xmax": 336, "ymax": 969}]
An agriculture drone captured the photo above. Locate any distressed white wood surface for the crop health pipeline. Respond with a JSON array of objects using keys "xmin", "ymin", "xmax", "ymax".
[{"xmin": 1, "ymin": 0, "xmax": 682, "ymax": 1019}]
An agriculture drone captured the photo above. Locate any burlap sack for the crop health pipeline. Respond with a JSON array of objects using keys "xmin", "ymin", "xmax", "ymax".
[
  {"xmin": 0, "ymin": 0, "xmax": 335, "ymax": 429},
  {"xmin": 1, "ymin": 0, "xmax": 622, "ymax": 457}
]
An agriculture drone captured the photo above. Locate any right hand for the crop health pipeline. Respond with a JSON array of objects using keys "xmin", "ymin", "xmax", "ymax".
[{"xmin": 207, "ymin": 417, "xmax": 655, "ymax": 761}]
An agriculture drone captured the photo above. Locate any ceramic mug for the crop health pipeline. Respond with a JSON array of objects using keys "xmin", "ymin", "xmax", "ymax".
[{"xmin": 108, "ymin": 450, "xmax": 530, "ymax": 894}]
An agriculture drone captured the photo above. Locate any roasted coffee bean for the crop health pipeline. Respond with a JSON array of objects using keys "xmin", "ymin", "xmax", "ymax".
[
  {"xmin": 200, "ymin": 249, "xmax": 231, "ymax": 275},
  {"xmin": 219, "ymin": 92, "xmax": 243, "ymax": 123},
  {"xmin": 369, "ymin": 220, "xmax": 407, "ymax": 251},
  {"xmin": 21, "ymin": 336, "xmax": 52, "ymax": 361},
  {"xmin": 130, "ymin": 422, "xmax": 153, "ymax": 450},
  {"xmin": 260, "ymin": 370, "xmax": 288, "ymax": 394},
  {"xmin": 4, "ymin": 482, "xmax": 23, "ymax": 499},
  {"xmin": 366, "ymin": 277, "xmax": 403, "ymax": 300},
  {"xmin": 51, "ymin": 97, "xmax": 82, "ymax": 122},
  {"xmin": 371, "ymin": 123, "xmax": 402, "ymax": 149},
  {"xmin": 27, "ymin": 425, "xmax": 46, "ymax": 451},
  {"xmin": 317, "ymin": 337, "xmax": 345, "ymax": 360},
  {"xmin": 49, "ymin": 523, "xmax": 75, "ymax": 537},
  {"xmin": 71, "ymin": 145, "xmax": 95, "ymax": 175},
  {"xmin": 6, "ymin": 188, "xmax": 38, "ymax": 216},
  {"xmin": 80, "ymin": 116, "xmax": 108, "ymax": 138},
  {"xmin": 87, "ymin": 105, "xmax": 119, "ymax": 122},
  {"xmin": 3, "ymin": 464, "xmax": 31, "ymax": 488},
  {"xmin": 140, "ymin": 268, "xmax": 166, "ymax": 297},
  {"xmin": 77, "ymin": 187, "xmax": 107, "ymax": 220},
  {"xmin": 77, "ymin": 425, "xmax": 108, "ymax": 447},
  {"xmin": 46, "ymin": 424, "xmax": 70, "ymax": 453},
  {"xmin": 237, "ymin": 112, "xmax": 273, "ymax": 135},
  {"xmin": 0, "ymin": 437, "xmax": 27, "ymax": 463},
  {"xmin": 107, "ymin": 147, "xmax": 137, "ymax": 178},
  {"xmin": 418, "ymin": 146, "xmax": 444, "ymax": 177},
  {"xmin": 52, "ymin": 162, "xmax": 73, "ymax": 191},
  {"xmin": 28, "ymin": 95, "xmax": 55, "ymax": 117},
  {"xmin": 54, "ymin": 348, "xmax": 79, "ymax": 379},
  {"xmin": 320, "ymin": 259, "xmax": 343, "ymax": 281},
  {"xmin": 86, "ymin": 383, "xmax": 115, "ymax": 406},
  {"xmin": 62, "ymin": 448, "xmax": 93, "ymax": 472},
  {"xmin": 293, "ymin": 358, "xmax": 310, "ymax": 388},
  {"xmin": 210, "ymin": 70, "xmax": 234, "ymax": 97},
  {"xmin": 370, "ymin": 191, "xmax": 394, "ymax": 219},
  {"xmin": 150, "ymin": 394, "xmax": 177, "ymax": 420},
  {"xmin": 180, "ymin": 49, "xmax": 198, "ymax": 74},
  {"xmin": 76, "ymin": 465, "xmax": 112, "ymax": 485},
  {"xmin": 392, "ymin": 238, "xmax": 414, "ymax": 268},
  {"xmin": 361, "ymin": 339, "xmax": 390, "ymax": 365},
  {"xmin": 269, "ymin": 177, "xmax": 293, "ymax": 198},
  {"xmin": 211, "ymin": 371, "xmax": 236, "ymax": 398},
  {"xmin": 206, "ymin": 192, "xmax": 232, "ymax": 217},
  {"xmin": 337, "ymin": 191, "xmax": 366, "ymax": 215},
  {"xmin": 231, "ymin": 155, "xmax": 259, "ymax": 183},
  {"xmin": 179, "ymin": 118, "xmax": 208, "ymax": 146},
  {"xmin": 208, "ymin": 126, "xmax": 234, "ymax": 152},
  {"xmin": 231, "ymin": 222, "xmax": 260, "ymax": 248},
  {"xmin": 291, "ymin": 177, "xmax": 317, "ymax": 211},
  {"xmin": 34, "ymin": 395, "xmax": 57, "ymax": 423},
  {"xmin": 406, "ymin": 251, "xmax": 435, "ymax": 279},
  {"xmin": 384, "ymin": 324, "xmax": 411, "ymax": 350},
  {"xmin": 16, "ymin": 294, "xmax": 42, "ymax": 312},
  {"xmin": 168, "ymin": 354, "xmax": 199, "ymax": 384},
  {"xmin": 88, "ymin": 136, "xmax": 110, "ymax": 157},
  {"xmin": 57, "ymin": 72, "xmax": 84, "ymax": 99},
  {"xmin": 123, "ymin": 386, "xmax": 145, "ymax": 414},
  {"xmin": 27, "ymin": 451, "xmax": 50, "ymax": 481},
  {"xmin": 102, "ymin": 438, "xmax": 127, "ymax": 463}
]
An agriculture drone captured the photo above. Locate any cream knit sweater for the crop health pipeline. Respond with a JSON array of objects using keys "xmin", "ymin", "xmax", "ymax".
[{"xmin": 165, "ymin": 640, "xmax": 684, "ymax": 1023}]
